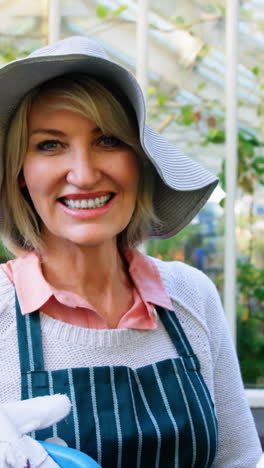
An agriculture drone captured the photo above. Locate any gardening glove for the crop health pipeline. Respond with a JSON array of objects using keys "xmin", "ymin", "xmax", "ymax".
[
  {"xmin": 257, "ymin": 453, "xmax": 264, "ymax": 468},
  {"xmin": 0, "ymin": 394, "xmax": 71, "ymax": 468}
]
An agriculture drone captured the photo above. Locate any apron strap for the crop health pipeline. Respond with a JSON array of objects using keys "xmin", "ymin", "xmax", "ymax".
[
  {"xmin": 15, "ymin": 291, "xmax": 45, "ymax": 373},
  {"xmin": 157, "ymin": 306, "xmax": 200, "ymax": 368}
]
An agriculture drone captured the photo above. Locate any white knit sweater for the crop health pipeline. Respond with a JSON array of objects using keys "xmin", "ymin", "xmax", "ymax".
[{"xmin": 0, "ymin": 256, "xmax": 262, "ymax": 467}]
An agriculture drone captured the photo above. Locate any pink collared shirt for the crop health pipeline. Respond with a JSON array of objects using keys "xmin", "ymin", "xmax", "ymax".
[{"xmin": 0, "ymin": 249, "xmax": 172, "ymax": 329}]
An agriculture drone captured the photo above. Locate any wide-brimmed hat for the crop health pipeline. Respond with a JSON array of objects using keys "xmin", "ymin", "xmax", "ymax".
[{"xmin": 0, "ymin": 35, "xmax": 218, "ymax": 239}]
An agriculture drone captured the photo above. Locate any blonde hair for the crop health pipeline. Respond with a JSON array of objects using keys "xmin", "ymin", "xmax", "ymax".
[{"xmin": 1, "ymin": 74, "xmax": 158, "ymax": 255}]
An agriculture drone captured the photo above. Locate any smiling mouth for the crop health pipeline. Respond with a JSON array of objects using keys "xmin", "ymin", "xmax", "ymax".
[{"xmin": 59, "ymin": 193, "xmax": 114, "ymax": 209}]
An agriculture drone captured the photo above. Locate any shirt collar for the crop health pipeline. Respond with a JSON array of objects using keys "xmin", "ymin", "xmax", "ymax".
[
  {"xmin": 123, "ymin": 249, "xmax": 172, "ymax": 310},
  {"xmin": 6, "ymin": 249, "xmax": 172, "ymax": 315}
]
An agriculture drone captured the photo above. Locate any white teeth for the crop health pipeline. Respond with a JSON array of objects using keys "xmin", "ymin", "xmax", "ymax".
[
  {"xmin": 62, "ymin": 194, "xmax": 112, "ymax": 209},
  {"xmin": 68, "ymin": 200, "xmax": 75, "ymax": 208},
  {"xmin": 81, "ymin": 199, "xmax": 87, "ymax": 208}
]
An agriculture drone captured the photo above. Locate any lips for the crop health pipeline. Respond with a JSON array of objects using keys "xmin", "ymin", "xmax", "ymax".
[
  {"xmin": 60, "ymin": 191, "xmax": 113, "ymax": 200},
  {"xmin": 57, "ymin": 192, "xmax": 116, "ymax": 219}
]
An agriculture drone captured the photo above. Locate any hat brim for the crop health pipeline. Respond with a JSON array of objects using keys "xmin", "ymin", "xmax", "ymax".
[{"xmin": 0, "ymin": 49, "xmax": 218, "ymax": 239}]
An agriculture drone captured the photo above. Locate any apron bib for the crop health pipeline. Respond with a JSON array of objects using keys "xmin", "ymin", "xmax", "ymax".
[{"xmin": 15, "ymin": 294, "xmax": 218, "ymax": 467}]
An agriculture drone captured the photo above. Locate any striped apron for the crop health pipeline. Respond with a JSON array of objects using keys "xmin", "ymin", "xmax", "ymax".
[{"xmin": 16, "ymin": 295, "xmax": 218, "ymax": 467}]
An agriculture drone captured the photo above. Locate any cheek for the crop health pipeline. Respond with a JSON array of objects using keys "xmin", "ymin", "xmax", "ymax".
[
  {"xmin": 116, "ymin": 152, "xmax": 140, "ymax": 191},
  {"xmin": 127, "ymin": 165, "xmax": 140, "ymax": 195},
  {"xmin": 22, "ymin": 156, "xmax": 53, "ymax": 194},
  {"xmin": 22, "ymin": 165, "xmax": 49, "ymax": 205},
  {"xmin": 21, "ymin": 169, "xmax": 38, "ymax": 196},
  {"xmin": 22, "ymin": 158, "xmax": 36, "ymax": 188}
]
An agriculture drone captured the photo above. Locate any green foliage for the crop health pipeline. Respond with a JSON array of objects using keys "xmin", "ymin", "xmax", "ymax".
[
  {"xmin": 147, "ymin": 224, "xmax": 199, "ymax": 262},
  {"xmin": 0, "ymin": 241, "xmax": 11, "ymax": 262},
  {"xmin": 203, "ymin": 127, "xmax": 225, "ymax": 145},
  {"xmin": 206, "ymin": 3, "xmax": 226, "ymax": 16},
  {"xmin": 205, "ymin": 128, "xmax": 264, "ymax": 193},
  {"xmin": 251, "ymin": 66, "xmax": 260, "ymax": 76},
  {"xmin": 216, "ymin": 4, "xmax": 226, "ymax": 16},
  {"xmin": 156, "ymin": 93, "xmax": 167, "ymax": 107},
  {"xmin": 148, "ymin": 85, "xmax": 157, "ymax": 97},
  {"xmin": 147, "ymin": 84, "xmax": 168, "ymax": 109},
  {"xmin": 174, "ymin": 16, "xmax": 185, "ymax": 25},
  {"xmin": 180, "ymin": 105, "xmax": 194, "ymax": 126},
  {"xmin": 252, "ymin": 157, "xmax": 264, "ymax": 181},
  {"xmin": 226, "ymin": 261, "xmax": 264, "ymax": 384},
  {"xmin": 241, "ymin": 8, "xmax": 254, "ymax": 21},
  {"xmin": 237, "ymin": 262, "xmax": 264, "ymax": 384},
  {"xmin": 237, "ymin": 310, "xmax": 264, "ymax": 385},
  {"xmin": 0, "ymin": 44, "xmax": 20, "ymax": 62},
  {"xmin": 112, "ymin": 5, "xmax": 128, "ymax": 16},
  {"xmin": 96, "ymin": 3, "xmax": 127, "ymax": 19},
  {"xmin": 0, "ymin": 41, "xmax": 34, "ymax": 62},
  {"xmin": 198, "ymin": 44, "xmax": 210, "ymax": 59},
  {"xmin": 237, "ymin": 262, "xmax": 264, "ymax": 316},
  {"xmin": 96, "ymin": 5, "xmax": 109, "ymax": 18},
  {"xmin": 197, "ymin": 82, "xmax": 207, "ymax": 90}
]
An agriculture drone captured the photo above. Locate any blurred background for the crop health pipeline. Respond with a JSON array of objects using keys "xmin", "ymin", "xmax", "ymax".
[{"xmin": 0, "ymin": 0, "xmax": 263, "ymax": 443}]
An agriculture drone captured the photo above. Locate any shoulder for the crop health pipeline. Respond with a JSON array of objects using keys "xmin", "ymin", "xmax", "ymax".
[
  {"xmin": 150, "ymin": 255, "xmax": 207, "ymax": 282},
  {"xmin": 0, "ymin": 265, "xmax": 16, "ymax": 336},
  {"xmin": 0, "ymin": 264, "xmax": 15, "ymax": 297},
  {"xmin": 0, "ymin": 265, "xmax": 15, "ymax": 312},
  {"xmin": 148, "ymin": 255, "xmax": 220, "ymax": 308},
  {"xmin": 146, "ymin": 255, "xmax": 225, "ymax": 347},
  {"xmin": 146, "ymin": 256, "xmax": 229, "ymax": 387}
]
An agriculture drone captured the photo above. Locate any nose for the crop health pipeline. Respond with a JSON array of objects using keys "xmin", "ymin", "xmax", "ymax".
[{"xmin": 65, "ymin": 145, "xmax": 102, "ymax": 188}]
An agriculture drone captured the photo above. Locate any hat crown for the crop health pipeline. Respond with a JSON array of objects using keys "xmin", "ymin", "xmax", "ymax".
[{"xmin": 29, "ymin": 36, "xmax": 109, "ymax": 61}]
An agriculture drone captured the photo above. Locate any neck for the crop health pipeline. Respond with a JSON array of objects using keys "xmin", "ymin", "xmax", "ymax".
[{"xmin": 39, "ymin": 237, "xmax": 133, "ymax": 322}]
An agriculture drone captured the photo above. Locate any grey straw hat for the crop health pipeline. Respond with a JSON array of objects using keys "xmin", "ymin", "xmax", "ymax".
[{"xmin": 0, "ymin": 35, "xmax": 218, "ymax": 239}]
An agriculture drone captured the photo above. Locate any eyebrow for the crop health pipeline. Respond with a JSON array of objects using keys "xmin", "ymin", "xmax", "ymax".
[{"xmin": 29, "ymin": 127, "xmax": 102, "ymax": 137}]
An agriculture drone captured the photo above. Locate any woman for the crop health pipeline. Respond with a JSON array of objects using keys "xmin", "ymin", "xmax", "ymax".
[{"xmin": 0, "ymin": 36, "xmax": 261, "ymax": 467}]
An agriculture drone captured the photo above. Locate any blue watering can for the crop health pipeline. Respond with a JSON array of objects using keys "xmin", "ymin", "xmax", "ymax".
[{"xmin": 39, "ymin": 441, "xmax": 102, "ymax": 468}]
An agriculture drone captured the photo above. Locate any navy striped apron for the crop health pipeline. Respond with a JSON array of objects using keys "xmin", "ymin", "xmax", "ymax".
[{"xmin": 15, "ymin": 295, "xmax": 218, "ymax": 467}]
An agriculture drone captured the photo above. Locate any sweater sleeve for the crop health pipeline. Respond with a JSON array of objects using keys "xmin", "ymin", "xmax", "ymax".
[
  {"xmin": 203, "ymin": 277, "xmax": 262, "ymax": 467},
  {"xmin": 152, "ymin": 257, "xmax": 262, "ymax": 467}
]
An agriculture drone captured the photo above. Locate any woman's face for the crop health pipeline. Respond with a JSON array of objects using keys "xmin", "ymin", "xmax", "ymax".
[{"xmin": 22, "ymin": 94, "xmax": 140, "ymax": 250}]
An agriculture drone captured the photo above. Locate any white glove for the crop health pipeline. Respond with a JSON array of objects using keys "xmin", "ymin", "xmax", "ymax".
[
  {"xmin": 0, "ymin": 394, "xmax": 71, "ymax": 468},
  {"xmin": 257, "ymin": 454, "xmax": 264, "ymax": 468}
]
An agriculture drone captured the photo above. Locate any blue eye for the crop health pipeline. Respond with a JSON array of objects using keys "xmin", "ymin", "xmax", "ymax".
[
  {"xmin": 99, "ymin": 136, "xmax": 123, "ymax": 147},
  {"xmin": 37, "ymin": 140, "xmax": 62, "ymax": 151}
]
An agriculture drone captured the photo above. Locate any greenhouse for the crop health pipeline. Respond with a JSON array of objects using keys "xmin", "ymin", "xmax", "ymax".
[{"xmin": 0, "ymin": 0, "xmax": 263, "ymax": 465}]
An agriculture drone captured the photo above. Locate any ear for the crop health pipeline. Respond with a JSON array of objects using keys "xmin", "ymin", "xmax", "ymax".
[{"xmin": 18, "ymin": 171, "xmax": 26, "ymax": 188}]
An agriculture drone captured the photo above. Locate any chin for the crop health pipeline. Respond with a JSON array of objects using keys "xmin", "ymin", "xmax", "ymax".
[
  {"xmin": 42, "ymin": 224, "xmax": 126, "ymax": 250},
  {"xmin": 62, "ymin": 231, "xmax": 118, "ymax": 249}
]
